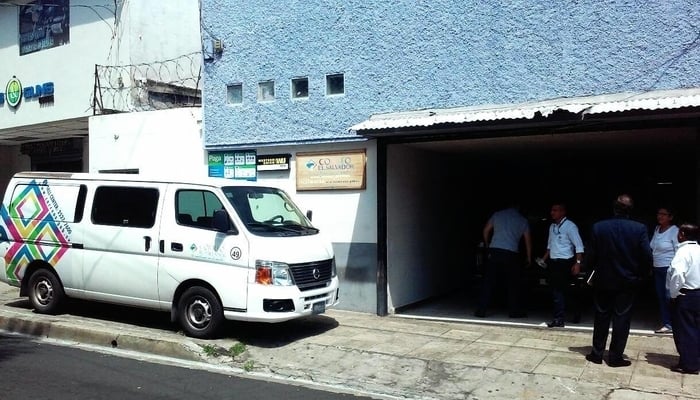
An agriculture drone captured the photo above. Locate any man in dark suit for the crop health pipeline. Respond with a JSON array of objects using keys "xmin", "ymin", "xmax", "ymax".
[{"xmin": 585, "ymin": 194, "xmax": 653, "ymax": 367}]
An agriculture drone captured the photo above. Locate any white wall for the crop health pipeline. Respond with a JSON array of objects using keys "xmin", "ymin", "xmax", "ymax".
[
  {"xmin": 88, "ymin": 107, "xmax": 207, "ymax": 177},
  {"xmin": 0, "ymin": 0, "xmax": 202, "ymax": 129},
  {"xmin": 90, "ymin": 110, "xmax": 376, "ymax": 245},
  {"xmin": 124, "ymin": 1, "xmax": 202, "ymax": 66},
  {"xmin": 386, "ymin": 144, "xmax": 455, "ymax": 312},
  {"xmin": 254, "ymin": 142, "xmax": 377, "ymax": 244},
  {"xmin": 0, "ymin": 1, "xmax": 115, "ymax": 130}
]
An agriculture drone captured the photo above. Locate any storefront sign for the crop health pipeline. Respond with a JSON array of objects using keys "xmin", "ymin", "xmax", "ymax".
[
  {"xmin": 257, "ymin": 153, "xmax": 291, "ymax": 171},
  {"xmin": 19, "ymin": 0, "xmax": 70, "ymax": 56},
  {"xmin": 208, "ymin": 150, "xmax": 257, "ymax": 181},
  {"xmin": 296, "ymin": 149, "xmax": 366, "ymax": 191},
  {"xmin": 0, "ymin": 77, "xmax": 54, "ymax": 107}
]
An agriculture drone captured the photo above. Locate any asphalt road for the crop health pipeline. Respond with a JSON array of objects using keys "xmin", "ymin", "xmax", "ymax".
[{"xmin": 0, "ymin": 332, "xmax": 376, "ymax": 400}]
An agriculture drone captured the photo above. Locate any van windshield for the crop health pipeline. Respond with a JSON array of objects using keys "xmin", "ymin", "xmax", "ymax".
[{"xmin": 222, "ymin": 186, "xmax": 318, "ymax": 236}]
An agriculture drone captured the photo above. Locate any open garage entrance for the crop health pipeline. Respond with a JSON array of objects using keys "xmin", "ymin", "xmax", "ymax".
[{"xmin": 363, "ymin": 100, "xmax": 700, "ymax": 331}]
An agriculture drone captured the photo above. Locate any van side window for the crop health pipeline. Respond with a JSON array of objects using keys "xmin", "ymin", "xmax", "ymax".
[
  {"xmin": 176, "ymin": 190, "xmax": 226, "ymax": 230},
  {"xmin": 92, "ymin": 186, "xmax": 159, "ymax": 228},
  {"xmin": 10, "ymin": 183, "xmax": 83, "ymax": 223}
]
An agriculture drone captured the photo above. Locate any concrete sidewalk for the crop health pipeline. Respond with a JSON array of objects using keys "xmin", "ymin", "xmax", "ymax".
[{"xmin": 0, "ymin": 281, "xmax": 697, "ymax": 400}]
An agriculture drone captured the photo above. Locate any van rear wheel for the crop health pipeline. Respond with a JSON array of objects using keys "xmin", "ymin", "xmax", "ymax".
[
  {"xmin": 28, "ymin": 269, "xmax": 65, "ymax": 314},
  {"xmin": 178, "ymin": 286, "xmax": 224, "ymax": 339}
]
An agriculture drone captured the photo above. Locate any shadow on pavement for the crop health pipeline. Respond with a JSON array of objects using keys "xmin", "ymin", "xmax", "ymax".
[
  {"xmin": 224, "ymin": 315, "xmax": 339, "ymax": 348},
  {"xmin": 644, "ymin": 352, "xmax": 678, "ymax": 369},
  {"xmin": 568, "ymin": 345, "xmax": 592, "ymax": 357},
  {"xmin": 4, "ymin": 295, "xmax": 339, "ymax": 345},
  {"xmin": 0, "ymin": 332, "xmax": 36, "ymax": 363}
]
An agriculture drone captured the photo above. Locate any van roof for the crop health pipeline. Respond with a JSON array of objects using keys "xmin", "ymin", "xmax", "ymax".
[{"xmin": 12, "ymin": 171, "xmax": 270, "ymax": 188}]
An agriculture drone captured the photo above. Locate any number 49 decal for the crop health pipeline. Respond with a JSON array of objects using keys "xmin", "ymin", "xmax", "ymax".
[{"xmin": 230, "ymin": 247, "xmax": 242, "ymax": 260}]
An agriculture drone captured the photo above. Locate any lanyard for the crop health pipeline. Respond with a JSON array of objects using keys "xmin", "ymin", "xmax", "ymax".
[{"xmin": 553, "ymin": 217, "xmax": 567, "ymax": 235}]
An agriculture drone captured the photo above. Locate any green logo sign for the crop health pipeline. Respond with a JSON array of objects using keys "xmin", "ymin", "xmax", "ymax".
[{"xmin": 6, "ymin": 77, "xmax": 22, "ymax": 108}]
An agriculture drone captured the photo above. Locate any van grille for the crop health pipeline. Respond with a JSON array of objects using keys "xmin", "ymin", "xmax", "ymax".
[{"xmin": 289, "ymin": 259, "xmax": 333, "ymax": 291}]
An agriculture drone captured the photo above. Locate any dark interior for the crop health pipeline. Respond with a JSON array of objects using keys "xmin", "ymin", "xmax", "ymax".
[{"xmin": 395, "ymin": 125, "xmax": 697, "ymax": 331}]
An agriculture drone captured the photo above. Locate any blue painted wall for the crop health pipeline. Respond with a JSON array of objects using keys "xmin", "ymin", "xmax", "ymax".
[{"xmin": 201, "ymin": 0, "xmax": 699, "ymax": 146}]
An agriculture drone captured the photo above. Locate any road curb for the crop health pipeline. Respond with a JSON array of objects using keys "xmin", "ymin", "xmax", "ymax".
[{"xmin": 0, "ymin": 313, "xmax": 204, "ymax": 362}]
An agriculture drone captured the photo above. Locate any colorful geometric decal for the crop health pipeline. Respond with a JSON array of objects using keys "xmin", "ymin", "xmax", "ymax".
[{"xmin": 0, "ymin": 181, "xmax": 71, "ymax": 284}]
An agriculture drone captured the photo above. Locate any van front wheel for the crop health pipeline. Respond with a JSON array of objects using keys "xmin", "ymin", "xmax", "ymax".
[
  {"xmin": 178, "ymin": 287, "xmax": 224, "ymax": 339},
  {"xmin": 28, "ymin": 269, "xmax": 65, "ymax": 314}
]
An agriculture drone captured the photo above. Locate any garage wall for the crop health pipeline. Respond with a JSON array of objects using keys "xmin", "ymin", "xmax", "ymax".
[{"xmin": 387, "ymin": 144, "xmax": 457, "ymax": 311}]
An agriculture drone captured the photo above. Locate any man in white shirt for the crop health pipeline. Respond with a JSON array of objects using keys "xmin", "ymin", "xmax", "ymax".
[
  {"xmin": 540, "ymin": 202, "xmax": 584, "ymax": 328},
  {"xmin": 667, "ymin": 223, "xmax": 700, "ymax": 375}
]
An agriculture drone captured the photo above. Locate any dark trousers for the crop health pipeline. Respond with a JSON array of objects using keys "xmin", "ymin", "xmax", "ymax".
[
  {"xmin": 548, "ymin": 258, "xmax": 575, "ymax": 322},
  {"xmin": 654, "ymin": 267, "xmax": 672, "ymax": 328},
  {"xmin": 671, "ymin": 290, "xmax": 700, "ymax": 371},
  {"xmin": 477, "ymin": 248, "xmax": 525, "ymax": 314},
  {"xmin": 590, "ymin": 287, "xmax": 637, "ymax": 361}
]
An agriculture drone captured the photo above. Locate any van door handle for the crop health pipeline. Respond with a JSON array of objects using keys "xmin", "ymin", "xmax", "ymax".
[
  {"xmin": 159, "ymin": 240, "xmax": 165, "ymax": 253},
  {"xmin": 144, "ymin": 236, "xmax": 151, "ymax": 252},
  {"xmin": 171, "ymin": 242, "xmax": 183, "ymax": 252}
]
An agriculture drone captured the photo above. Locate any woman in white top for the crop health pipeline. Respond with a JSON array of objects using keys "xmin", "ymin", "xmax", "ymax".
[{"xmin": 650, "ymin": 207, "xmax": 679, "ymax": 334}]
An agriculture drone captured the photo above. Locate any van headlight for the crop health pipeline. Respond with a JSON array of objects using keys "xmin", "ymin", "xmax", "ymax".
[
  {"xmin": 255, "ymin": 260, "xmax": 294, "ymax": 286},
  {"xmin": 331, "ymin": 257, "xmax": 337, "ymax": 277}
]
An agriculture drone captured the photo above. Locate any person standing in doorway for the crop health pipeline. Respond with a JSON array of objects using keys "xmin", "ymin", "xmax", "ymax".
[
  {"xmin": 585, "ymin": 194, "xmax": 652, "ymax": 367},
  {"xmin": 540, "ymin": 202, "xmax": 584, "ymax": 328},
  {"xmin": 475, "ymin": 201, "xmax": 532, "ymax": 318},
  {"xmin": 667, "ymin": 223, "xmax": 700, "ymax": 375},
  {"xmin": 650, "ymin": 206, "xmax": 679, "ymax": 334}
]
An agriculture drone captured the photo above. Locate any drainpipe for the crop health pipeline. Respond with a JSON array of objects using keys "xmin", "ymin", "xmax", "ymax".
[{"xmin": 377, "ymin": 140, "xmax": 388, "ymax": 316}]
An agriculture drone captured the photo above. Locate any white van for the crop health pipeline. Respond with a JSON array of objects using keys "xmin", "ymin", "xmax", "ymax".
[{"xmin": 0, "ymin": 172, "xmax": 339, "ymax": 338}]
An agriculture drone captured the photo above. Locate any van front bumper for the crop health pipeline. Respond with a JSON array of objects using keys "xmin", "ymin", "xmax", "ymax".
[{"xmin": 223, "ymin": 276, "xmax": 340, "ymax": 323}]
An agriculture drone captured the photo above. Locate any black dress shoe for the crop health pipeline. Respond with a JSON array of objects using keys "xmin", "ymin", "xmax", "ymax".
[
  {"xmin": 607, "ymin": 358, "xmax": 632, "ymax": 367},
  {"xmin": 585, "ymin": 353, "xmax": 603, "ymax": 364},
  {"xmin": 671, "ymin": 364, "xmax": 700, "ymax": 375},
  {"xmin": 547, "ymin": 320, "xmax": 564, "ymax": 328}
]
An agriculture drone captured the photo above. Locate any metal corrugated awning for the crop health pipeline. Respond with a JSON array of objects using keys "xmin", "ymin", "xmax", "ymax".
[{"xmin": 349, "ymin": 88, "xmax": 700, "ymax": 132}]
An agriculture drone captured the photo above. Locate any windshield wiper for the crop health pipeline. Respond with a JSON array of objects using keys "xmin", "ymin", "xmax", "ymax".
[{"xmin": 246, "ymin": 222, "xmax": 318, "ymax": 234}]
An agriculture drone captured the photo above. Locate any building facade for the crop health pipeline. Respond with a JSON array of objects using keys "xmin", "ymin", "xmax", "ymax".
[
  {"xmin": 200, "ymin": 1, "xmax": 700, "ymax": 317},
  {"xmin": 0, "ymin": 0, "xmax": 203, "ymax": 188},
  {"xmin": 3, "ymin": 1, "xmax": 698, "ymax": 321}
]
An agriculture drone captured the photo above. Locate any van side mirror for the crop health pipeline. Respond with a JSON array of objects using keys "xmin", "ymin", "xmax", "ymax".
[
  {"xmin": 212, "ymin": 209, "xmax": 235, "ymax": 234},
  {"xmin": 306, "ymin": 210, "xmax": 313, "ymax": 221}
]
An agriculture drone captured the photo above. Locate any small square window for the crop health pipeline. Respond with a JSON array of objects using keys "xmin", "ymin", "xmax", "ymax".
[
  {"xmin": 326, "ymin": 73, "xmax": 344, "ymax": 95},
  {"xmin": 291, "ymin": 77, "xmax": 309, "ymax": 99},
  {"xmin": 227, "ymin": 83, "xmax": 242, "ymax": 104},
  {"xmin": 257, "ymin": 81, "xmax": 275, "ymax": 102}
]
